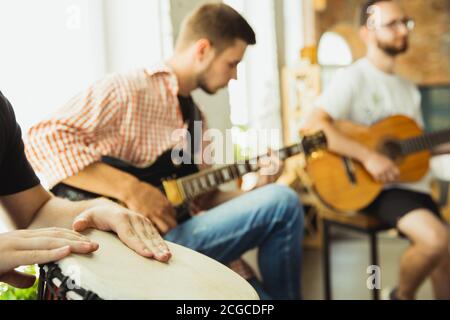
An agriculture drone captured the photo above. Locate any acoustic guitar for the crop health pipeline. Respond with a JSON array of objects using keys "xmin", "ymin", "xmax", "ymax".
[
  {"xmin": 53, "ymin": 132, "xmax": 327, "ymax": 223},
  {"xmin": 306, "ymin": 115, "xmax": 450, "ymax": 213}
]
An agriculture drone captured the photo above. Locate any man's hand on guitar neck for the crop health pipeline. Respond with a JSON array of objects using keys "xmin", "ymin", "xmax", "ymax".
[
  {"xmin": 123, "ymin": 181, "xmax": 177, "ymax": 235},
  {"xmin": 362, "ymin": 151, "xmax": 400, "ymax": 183},
  {"xmin": 255, "ymin": 149, "xmax": 285, "ymax": 188}
]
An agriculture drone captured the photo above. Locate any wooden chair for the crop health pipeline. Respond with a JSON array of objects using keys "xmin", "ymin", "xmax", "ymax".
[
  {"xmin": 314, "ymin": 177, "xmax": 450, "ymax": 300},
  {"xmin": 320, "ymin": 208, "xmax": 392, "ymax": 300},
  {"xmin": 280, "ymin": 158, "xmax": 450, "ymax": 300},
  {"xmin": 282, "ymin": 159, "xmax": 393, "ymax": 300},
  {"xmin": 434, "ymin": 179, "xmax": 450, "ymax": 221}
]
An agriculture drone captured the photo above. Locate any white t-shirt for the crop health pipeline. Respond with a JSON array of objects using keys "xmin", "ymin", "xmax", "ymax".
[{"xmin": 315, "ymin": 58, "xmax": 432, "ymax": 194}]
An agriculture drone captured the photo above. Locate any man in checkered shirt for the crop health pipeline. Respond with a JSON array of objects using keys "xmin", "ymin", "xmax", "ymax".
[{"xmin": 25, "ymin": 3, "xmax": 304, "ymax": 300}]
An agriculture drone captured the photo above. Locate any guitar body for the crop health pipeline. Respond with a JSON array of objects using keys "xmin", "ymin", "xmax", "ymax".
[{"xmin": 306, "ymin": 115, "xmax": 431, "ymax": 213}]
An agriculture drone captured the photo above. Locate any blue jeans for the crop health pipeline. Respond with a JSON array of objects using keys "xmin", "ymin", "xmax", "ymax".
[{"xmin": 164, "ymin": 184, "xmax": 304, "ymax": 300}]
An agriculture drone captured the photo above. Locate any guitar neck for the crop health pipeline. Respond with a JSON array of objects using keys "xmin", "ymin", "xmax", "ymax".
[
  {"xmin": 401, "ymin": 129, "xmax": 450, "ymax": 155},
  {"xmin": 177, "ymin": 143, "xmax": 305, "ymax": 200}
]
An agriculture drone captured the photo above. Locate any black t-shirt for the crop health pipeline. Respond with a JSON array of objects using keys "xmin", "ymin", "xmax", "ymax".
[{"xmin": 0, "ymin": 91, "xmax": 40, "ymax": 196}]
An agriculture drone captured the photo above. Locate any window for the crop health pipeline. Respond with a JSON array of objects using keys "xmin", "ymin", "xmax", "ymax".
[
  {"xmin": 318, "ymin": 32, "xmax": 353, "ymax": 67},
  {"xmin": 318, "ymin": 31, "xmax": 354, "ymax": 94},
  {"xmin": 225, "ymin": 0, "xmax": 282, "ymax": 157}
]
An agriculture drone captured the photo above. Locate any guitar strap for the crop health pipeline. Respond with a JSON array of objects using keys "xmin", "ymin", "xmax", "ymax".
[
  {"xmin": 51, "ymin": 96, "xmax": 202, "ymax": 202},
  {"xmin": 177, "ymin": 94, "xmax": 203, "ymax": 161}
]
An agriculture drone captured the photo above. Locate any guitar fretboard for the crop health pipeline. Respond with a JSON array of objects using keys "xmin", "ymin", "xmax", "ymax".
[
  {"xmin": 178, "ymin": 143, "xmax": 305, "ymax": 199},
  {"xmin": 400, "ymin": 129, "xmax": 450, "ymax": 155}
]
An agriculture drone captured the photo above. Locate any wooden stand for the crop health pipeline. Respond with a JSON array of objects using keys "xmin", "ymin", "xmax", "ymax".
[{"xmin": 278, "ymin": 59, "xmax": 323, "ymax": 249}]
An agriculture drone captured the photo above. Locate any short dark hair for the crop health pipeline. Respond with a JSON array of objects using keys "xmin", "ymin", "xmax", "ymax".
[
  {"xmin": 360, "ymin": 0, "xmax": 392, "ymax": 27},
  {"xmin": 176, "ymin": 3, "xmax": 256, "ymax": 52}
]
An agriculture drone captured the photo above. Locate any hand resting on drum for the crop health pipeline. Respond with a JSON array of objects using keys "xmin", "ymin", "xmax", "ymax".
[
  {"xmin": 72, "ymin": 198, "xmax": 172, "ymax": 263},
  {"xmin": 0, "ymin": 228, "xmax": 98, "ymax": 288},
  {"xmin": 122, "ymin": 181, "xmax": 177, "ymax": 235},
  {"xmin": 1, "ymin": 185, "xmax": 171, "ymax": 287}
]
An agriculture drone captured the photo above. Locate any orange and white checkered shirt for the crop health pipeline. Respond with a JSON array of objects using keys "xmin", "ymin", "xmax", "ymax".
[{"xmin": 25, "ymin": 64, "xmax": 191, "ymax": 188}]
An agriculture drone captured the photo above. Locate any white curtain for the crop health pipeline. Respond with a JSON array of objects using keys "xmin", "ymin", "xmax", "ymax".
[{"xmin": 225, "ymin": 0, "xmax": 283, "ymax": 155}]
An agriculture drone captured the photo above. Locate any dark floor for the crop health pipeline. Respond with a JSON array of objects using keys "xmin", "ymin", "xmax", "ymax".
[
  {"xmin": 243, "ymin": 227, "xmax": 449, "ymax": 300},
  {"xmin": 301, "ymin": 231, "xmax": 434, "ymax": 300}
]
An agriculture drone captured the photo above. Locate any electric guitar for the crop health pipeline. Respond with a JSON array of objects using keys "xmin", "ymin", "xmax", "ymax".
[
  {"xmin": 306, "ymin": 115, "xmax": 450, "ymax": 213},
  {"xmin": 52, "ymin": 132, "xmax": 327, "ymax": 223}
]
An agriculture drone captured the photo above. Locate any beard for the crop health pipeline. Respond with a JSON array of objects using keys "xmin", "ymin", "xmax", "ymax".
[
  {"xmin": 376, "ymin": 37, "xmax": 409, "ymax": 56},
  {"xmin": 197, "ymin": 59, "xmax": 218, "ymax": 95},
  {"xmin": 198, "ymin": 74, "xmax": 216, "ymax": 95}
]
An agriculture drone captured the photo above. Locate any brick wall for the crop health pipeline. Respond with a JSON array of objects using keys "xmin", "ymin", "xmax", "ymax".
[{"xmin": 315, "ymin": 0, "xmax": 450, "ymax": 85}]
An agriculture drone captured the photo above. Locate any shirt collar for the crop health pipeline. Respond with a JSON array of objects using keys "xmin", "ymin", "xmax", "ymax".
[{"xmin": 145, "ymin": 63, "xmax": 180, "ymax": 97}]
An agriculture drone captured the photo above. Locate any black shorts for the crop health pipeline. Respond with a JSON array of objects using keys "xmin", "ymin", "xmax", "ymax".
[{"xmin": 363, "ymin": 188, "xmax": 442, "ymax": 228}]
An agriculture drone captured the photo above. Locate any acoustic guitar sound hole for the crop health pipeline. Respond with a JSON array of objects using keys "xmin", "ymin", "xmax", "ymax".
[{"xmin": 379, "ymin": 139, "xmax": 403, "ymax": 160}]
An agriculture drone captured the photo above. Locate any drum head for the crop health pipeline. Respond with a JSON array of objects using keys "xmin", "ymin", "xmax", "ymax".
[{"xmin": 57, "ymin": 230, "xmax": 259, "ymax": 300}]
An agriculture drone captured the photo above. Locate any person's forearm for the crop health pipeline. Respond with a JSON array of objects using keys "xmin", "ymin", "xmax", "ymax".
[
  {"xmin": 63, "ymin": 162, "xmax": 139, "ymax": 203},
  {"xmin": 432, "ymin": 143, "xmax": 450, "ymax": 156},
  {"xmin": 306, "ymin": 118, "xmax": 372, "ymax": 163},
  {"xmin": 1, "ymin": 184, "xmax": 112, "ymax": 230},
  {"xmin": 28, "ymin": 196, "xmax": 111, "ymax": 230}
]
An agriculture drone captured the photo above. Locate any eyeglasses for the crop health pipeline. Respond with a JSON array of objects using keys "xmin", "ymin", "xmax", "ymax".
[{"xmin": 380, "ymin": 18, "xmax": 415, "ymax": 31}]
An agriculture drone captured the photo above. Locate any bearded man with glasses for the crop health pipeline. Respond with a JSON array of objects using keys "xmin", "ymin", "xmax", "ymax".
[{"xmin": 303, "ymin": 0, "xmax": 450, "ymax": 300}]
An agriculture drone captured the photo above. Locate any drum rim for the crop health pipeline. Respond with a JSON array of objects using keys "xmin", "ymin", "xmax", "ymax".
[{"xmin": 38, "ymin": 263, "xmax": 103, "ymax": 300}]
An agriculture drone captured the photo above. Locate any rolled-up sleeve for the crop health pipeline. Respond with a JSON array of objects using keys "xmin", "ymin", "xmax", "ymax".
[{"xmin": 25, "ymin": 75, "xmax": 127, "ymax": 188}]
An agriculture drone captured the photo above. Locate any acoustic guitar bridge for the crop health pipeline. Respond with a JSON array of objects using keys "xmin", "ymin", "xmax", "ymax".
[{"xmin": 342, "ymin": 157, "xmax": 357, "ymax": 185}]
